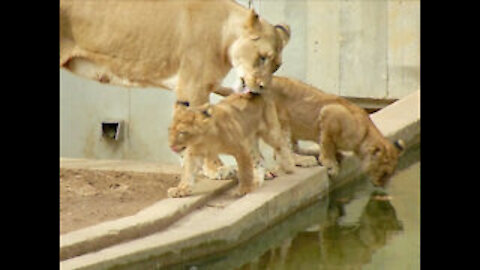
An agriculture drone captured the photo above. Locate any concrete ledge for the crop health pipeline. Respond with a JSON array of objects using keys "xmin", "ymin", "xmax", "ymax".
[
  {"xmin": 61, "ymin": 167, "xmax": 329, "ymax": 270},
  {"xmin": 371, "ymin": 90, "xmax": 420, "ymax": 147},
  {"xmin": 60, "ymin": 90, "xmax": 420, "ymax": 270},
  {"xmin": 60, "ymin": 160, "xmax": 235, "ymax": 261}
]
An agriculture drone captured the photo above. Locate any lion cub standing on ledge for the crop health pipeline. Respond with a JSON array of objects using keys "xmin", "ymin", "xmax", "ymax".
[
  {"xmin": 269, "ymin": 76, "xmax": 405, "ymax": 187},
  {"xmin": 168, "ymin": 93, "xmax": 295, "ymax": 197}
]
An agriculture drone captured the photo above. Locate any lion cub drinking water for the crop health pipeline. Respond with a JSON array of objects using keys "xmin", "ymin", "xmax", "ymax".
[
  {"xmin": 269, "ymin": 76, "xmax": 404, "ymax": 187},
  {"xmin": 168, "ymin": 92, "xmax": 295, "ymax": 197}
]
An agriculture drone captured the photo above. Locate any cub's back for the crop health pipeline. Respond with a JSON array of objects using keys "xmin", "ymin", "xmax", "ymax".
[{"xmin": 211, "ymin": 93, "xmax": 266, "ymax": 138}]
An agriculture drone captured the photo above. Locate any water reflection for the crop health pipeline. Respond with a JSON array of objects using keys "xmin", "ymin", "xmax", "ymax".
[
  {"xmin": 173, "ymin": 158, "xmax": 419, "ymax": 270},
  {"xmin": 237, "ymin": 189, "xmax": 404, "ymax": 270}
]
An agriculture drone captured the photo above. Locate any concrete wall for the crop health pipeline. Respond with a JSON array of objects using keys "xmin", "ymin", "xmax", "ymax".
[
  {"xmin": 60, "ymin": 0, "xmax": 420, "ymax": 164},
  {"xmin": 254, "ymin": 0, "xmax": 420, "ymax": 98}
]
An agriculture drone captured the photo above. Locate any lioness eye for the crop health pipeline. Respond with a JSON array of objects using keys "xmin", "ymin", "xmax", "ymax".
[{"xmin": 257, "ymin": 56, "xmax": 267, "ymax": 67}]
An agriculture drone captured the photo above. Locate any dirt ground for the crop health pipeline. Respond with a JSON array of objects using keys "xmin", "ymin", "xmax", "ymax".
[{"xmin": 60, "ymin": 168, "xmax": 180, "ymax": 234}]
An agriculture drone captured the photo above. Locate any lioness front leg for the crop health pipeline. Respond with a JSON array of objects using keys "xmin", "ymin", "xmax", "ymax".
[{"xmin": 168, "ymin": 148, "xmax": 201, "ymax": 198}]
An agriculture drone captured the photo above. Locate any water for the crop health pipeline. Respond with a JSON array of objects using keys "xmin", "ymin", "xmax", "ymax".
[
  {"xmin": 164, "ymin": 144, "xmax": 420, "ymax": 270},
  {"xmin": 236, "ymin": 163, "xmax": 421, "ymax": 270}
]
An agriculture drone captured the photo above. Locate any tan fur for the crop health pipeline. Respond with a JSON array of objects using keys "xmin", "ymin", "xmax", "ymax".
[
  {"xmin": 167, "ymin": 93, "xmax": 295, "ymax": 197},
  {"xmin": 60, "ymin": 0, "xmax": 290, "ymax": 180},
  {"xmin": 267, "ymin": 76, "xmax": 403, "ymax": 187},
  {"xmin": 60, "ymin": 0, "xmax": 290, "ymax": 104}
]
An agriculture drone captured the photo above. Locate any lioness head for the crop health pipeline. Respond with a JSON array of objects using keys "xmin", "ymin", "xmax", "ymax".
[
  {"xmin": 230, "ymin": 9, "xmax": 291, "ymax": 94},
  {"xmin": 366, "ymin": 140, "xmax": 405, "ymax": 187},
  {"xmin": 168, "ymin": 104, "xmax": 213, "ymax": 153}
]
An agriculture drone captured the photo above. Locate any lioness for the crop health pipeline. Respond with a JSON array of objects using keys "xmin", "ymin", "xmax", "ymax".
[
  {"xmin": 168, "ymin": 93, "xmax": 295, "ymax": 197},
  {"xmin": 268, "ymin": 76, "xmax": 404, "ymax": 187},
  {"xmin": 60, "ymin": 0, "xmax": 290, "ymax": 175}
]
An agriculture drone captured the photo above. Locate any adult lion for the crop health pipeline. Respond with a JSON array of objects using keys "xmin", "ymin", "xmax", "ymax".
[{"xmin": 60, "ymin": 0, "xmax": 290, "ymax": 172}]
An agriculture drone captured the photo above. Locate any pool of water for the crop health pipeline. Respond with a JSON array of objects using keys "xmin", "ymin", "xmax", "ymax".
[
  {"xmin": 246, "ymin": 162, "xmax": 420, "ymax": 270},
  {"xmin": 175, "ymin": 146, "xmax": 420, "ymax": 270}
]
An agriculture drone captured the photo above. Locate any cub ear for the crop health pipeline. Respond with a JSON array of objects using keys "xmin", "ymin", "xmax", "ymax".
[
  {"xmin": 274, "ymin": 24, "xmax": 291, "ymax": 47},
  {"xmin": 244, "ymin": 9, "xmax": 261, "ymax": 34}
]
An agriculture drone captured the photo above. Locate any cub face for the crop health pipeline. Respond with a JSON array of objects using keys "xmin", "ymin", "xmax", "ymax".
[
  {"xmin": 366, "ymin": 141, "xmax": 403, "ymax": 187},
  {"xmin": 168, "ymin": 105, "xmax": 212, "ymax": 153}
]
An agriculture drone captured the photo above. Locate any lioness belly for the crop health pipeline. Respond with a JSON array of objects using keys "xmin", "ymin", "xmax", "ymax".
[
  {"xmin": 64, "ymin": 58, "xmax": 141, "ymax": 87},
  {"xmin": 63, "ymin": 57, "xmax": 181, "ymax": 89}
]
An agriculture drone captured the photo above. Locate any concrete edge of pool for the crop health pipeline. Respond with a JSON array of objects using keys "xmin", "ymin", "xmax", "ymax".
[
  {"xmin": 60, "ymin": 160, "xmax": 235, "ymax": 261},
  {"xmin": 60, "ymin": 90, "xmax": 420, "ymax": 270}
]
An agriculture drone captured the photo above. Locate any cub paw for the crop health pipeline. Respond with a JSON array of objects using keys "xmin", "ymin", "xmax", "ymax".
[
  {"xmin": 167, "ymin": 182, "xmax": 193, "ymax": 198},
  {"xmin": 233, "ymin": 185, "xmax": 255, "ymax": 197},
  {"xmin": 326, "ymin": 165, "xmax": 339, "ymax": 178}
]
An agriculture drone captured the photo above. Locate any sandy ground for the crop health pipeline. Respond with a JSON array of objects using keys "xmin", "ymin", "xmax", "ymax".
[{"xmin": 60, "ymin": 168, "xmax": 180, "ymax": 234}]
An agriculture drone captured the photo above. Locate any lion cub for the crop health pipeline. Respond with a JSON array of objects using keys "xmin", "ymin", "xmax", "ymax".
[
  {"xmin": 269, "ymin": 76, "xmax": 404, "ymax": 187},
  {"xmin": 168, "ymin": 93, "xmax": 295, "ymax": 197}
]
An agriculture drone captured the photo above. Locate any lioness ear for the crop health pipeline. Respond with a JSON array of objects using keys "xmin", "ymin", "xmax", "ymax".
[
  {"xmin": 274, "ymin": 24, "xmax": 291, "ymax": 47},
  {"xmin": 244, "ymin": 9, "xmax": 261, "ymax": 34}
]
